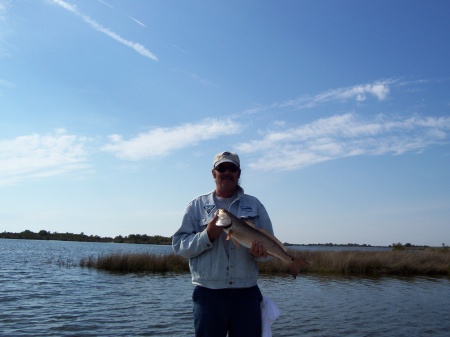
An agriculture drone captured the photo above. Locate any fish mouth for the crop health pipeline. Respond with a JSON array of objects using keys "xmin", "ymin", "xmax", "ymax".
[{"xmin": 216, "ymin": 209, "xmax": 232, "ymax": 228}]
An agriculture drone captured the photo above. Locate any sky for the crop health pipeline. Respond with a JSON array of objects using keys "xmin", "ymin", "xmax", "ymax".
[{"xmin": 1, "ymin": 0, "xmax": 449, "ymax": 247}]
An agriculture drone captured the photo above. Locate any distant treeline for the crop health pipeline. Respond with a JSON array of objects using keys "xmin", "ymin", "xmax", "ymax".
[
  {"xmin": 1, "ymin": 230, "xmax": 440, "ymax": 249},
  {"xmin": 288, "ymin": 242, "xmax": 434, "ymax": 249},
  {"xmin": 0, "ymin": 230, "xmax": 172, "ymax": 245},
  {"xmin": 286, "ymin": 242, "xmax": 376, "ymax": 247},
  {"xmin": 113, "ymin": 234, "xmax": 172, "ymax": 245}
]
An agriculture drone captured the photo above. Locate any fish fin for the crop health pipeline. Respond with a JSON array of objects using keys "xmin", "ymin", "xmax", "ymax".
[
  {"xmin": 242, "ymin": 219, "xmax": 287, "ymax": 251},
  {"xmin": 244, "ymin": 220, "xmax": 256, "ymax": 227},
  {"xmin": 254, "ymin": 228, "xmax": 287, "ymax": 252},
  {"xmin": 288, "ymin": 257, "xmax": 310, "ymax": 279},
  {"xmin": 225, "ymin": 230, "xmax": 241, "ymax": 248},
  {"xmin": 231, "ymin": 238, "xmax": 241, "ymax": 248},
  {"xmin": 258, "ymin": 228, "xmax": 269, "ymax": 234},
  {"xmin": 242, "ymin": 221, "xmax": 286, "ymax": 252}
]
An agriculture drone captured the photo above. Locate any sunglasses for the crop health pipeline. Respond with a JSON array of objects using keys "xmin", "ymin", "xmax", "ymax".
[{"xmin": 215, "ymin": 164, "xmax": 239, "ymax": 173}]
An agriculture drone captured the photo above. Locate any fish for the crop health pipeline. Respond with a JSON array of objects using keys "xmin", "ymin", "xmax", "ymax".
[{"xmin": 215, "ymin": 208, "xmax": 309, "ymax": 279}]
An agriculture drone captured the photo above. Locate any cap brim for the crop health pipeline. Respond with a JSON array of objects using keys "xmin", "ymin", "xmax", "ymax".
[{"xmin": 214, "ymin": 159, "xmax": 239, "ymax": 167}]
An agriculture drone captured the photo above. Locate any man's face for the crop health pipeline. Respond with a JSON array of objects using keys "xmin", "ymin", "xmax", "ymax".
[{"xmin": 212, "ymin": 162, "xmax": 241, "ymax": 196}]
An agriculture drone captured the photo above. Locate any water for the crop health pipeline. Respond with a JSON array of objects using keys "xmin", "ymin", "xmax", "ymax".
[{"xmin": 1, "ymin": 239, "xmax": 449, "ymax": 336}]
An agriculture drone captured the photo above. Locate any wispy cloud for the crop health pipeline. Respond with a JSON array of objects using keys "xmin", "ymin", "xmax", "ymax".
[
  {"xmin": 173, "ymin": 44, "xmax": 189, "ymax": 55},
  {"xmin": 241, "ymin": 79, "xmax": 399, "ymax": 117},
  {"xmin": 280, "ymin": 79, "xmax": 395, "ymax": 109},
  {"xmin": 129, "ymin": 16, "xmax": 146, "ymax": 28},
  {"xmin": 96, "ymin": 0, "xmax": 114, "ymax": 9},
  {"xmin": 0, "ymin": 0, "xmax": 10, "ymax": 55},
  {"xmin": 102, "ymin": 118, "xmax": 243, "ymax": 160},
  {"xmin": 0, "ymin": 0, "xmax": 8, "ymax": 19},
  {"xmin": 0, "ymin": 129, "xmax": 90, "ymax": 186},
  {"xmin": 0, "ymin": 78, "xmax": 16, "ymax": 89},
  {"xmin": 0, "ymin": 1, "xmax": 7, "ymax": 25},
  {"xmin": 49, "ymin": 0, "xmax": 157, "ymax": 61},
  {"xmin": 236, "ymin": 113, "xmax": 450, "ymax": 171},
  {"xmin": 95, "ymin": 1, "xmax": 147, "ymax": 28},
  {"xmin": 172, "ymin": 68, "xmax": 213, "ymax": 86}
]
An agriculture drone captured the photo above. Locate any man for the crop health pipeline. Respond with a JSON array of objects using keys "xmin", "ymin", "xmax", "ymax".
[{"xmin": 172, "ymin": 151, "xmax": 274, "ymax": 337}]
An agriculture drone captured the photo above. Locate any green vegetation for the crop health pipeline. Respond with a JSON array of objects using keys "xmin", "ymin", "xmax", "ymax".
[
  {"xmin": 112, "ymin": 234, "xmax": 171, "ymax": 245},
  {"xmin": 0, "ymin": 230, "xmax": 172, "ymax": 245},
  {"xmin": 0, "ymin": 230, "xmax": 112, "ymax": 242},
  {"xmin": 80, "ymin": 248, "xmax": 450, "ymax": 276},
  {"xmin": 391, "ymin": 242, "xmax": 430, "ymax": 250}
]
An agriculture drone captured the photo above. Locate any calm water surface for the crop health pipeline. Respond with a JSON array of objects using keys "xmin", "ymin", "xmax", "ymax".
[{"xmin": 1, "ymin": 239, "xmax": 449, "ymax": 336}]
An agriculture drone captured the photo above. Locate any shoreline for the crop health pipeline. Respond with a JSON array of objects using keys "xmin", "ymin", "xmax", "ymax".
[{"xmin": 0, "ymin": 236, "xmax": 438, "ymax": 250}]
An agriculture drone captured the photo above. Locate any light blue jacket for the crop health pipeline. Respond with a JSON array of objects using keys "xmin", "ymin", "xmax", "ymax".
[{"xmin": 172, "ymin": 187, "xmax": 274, "ymax": 289}]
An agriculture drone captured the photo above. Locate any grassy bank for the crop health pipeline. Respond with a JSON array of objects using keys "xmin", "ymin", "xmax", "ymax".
[
  {"xmin": 80, "ymin": 248, "xmax": 450, "ymax": 276},
  {"xmin": 80, "ymin": 252, "xmax": 189, "ymax": 273},
  {"xmin": 262, "ymin": 249, "xmax": 450, "ymax": 276}
]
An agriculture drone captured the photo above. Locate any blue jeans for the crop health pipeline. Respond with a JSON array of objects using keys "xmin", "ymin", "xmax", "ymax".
[{"xmin": 193, "ymin": 285, "xmax": 262, "ymax": 337}]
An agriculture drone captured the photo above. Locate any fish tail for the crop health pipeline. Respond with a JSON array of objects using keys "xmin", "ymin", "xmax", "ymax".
[{"xmin": 288, "ymin": 257, "xmax": 310, "ymax": 279}]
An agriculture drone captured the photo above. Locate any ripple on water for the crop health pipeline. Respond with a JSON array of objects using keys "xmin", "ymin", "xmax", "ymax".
[{"xmin": 1, "ymin": 239, "xmax": 449, "ymax": 336}]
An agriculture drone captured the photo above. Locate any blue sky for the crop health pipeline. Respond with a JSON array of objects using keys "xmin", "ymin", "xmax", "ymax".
[{"xmin": 1, "ymin": 0, "xmax": 449, "ymax": 246}]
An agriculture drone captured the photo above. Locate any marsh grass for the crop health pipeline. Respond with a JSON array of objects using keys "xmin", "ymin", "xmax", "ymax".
[
  {"xmin": 258, "ymin": 249, "xmax": 450, "ymax": 276},
  {"xmin": 80, "ymin": 253, "xmax": 190, "ymax": 273},
  {"xmin": 80, "ymin": 249, "xmax": 450, "ymax": 276}
]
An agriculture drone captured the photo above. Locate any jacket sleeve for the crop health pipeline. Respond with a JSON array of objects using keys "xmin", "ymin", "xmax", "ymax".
[{"xmin": 172, "ymin": 203, "xmax": 214, "ymax": 258}]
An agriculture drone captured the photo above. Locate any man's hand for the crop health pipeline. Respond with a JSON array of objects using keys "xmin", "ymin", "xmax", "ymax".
[
  {"xmin": 206, "ymin": 215, "xmax": 222, "ymax": 241},
  {"xmin": 250, "ymin": 241, "xmax": 268, "ymax": 258}
]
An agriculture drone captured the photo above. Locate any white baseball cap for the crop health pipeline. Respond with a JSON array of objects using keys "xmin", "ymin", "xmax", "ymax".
[{"xmin": 213, "ymin": 151, "xmax": 240, "ymax": 168}]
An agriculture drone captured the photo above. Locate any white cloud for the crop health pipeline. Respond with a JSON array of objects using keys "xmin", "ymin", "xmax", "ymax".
[
  {"xmin": 0, "ymin": 129, "xmax": 90, "ymax": 186},
  {"xmin": 236, "ymin": 113, "xmax": 450, "ymax": 171},
  {"xmin": 102, "ymin": 118, "xmax": 243, "ymax": 160},
  {"xmin": 280, "ymin": 79, "xmax": 395, "ymax": 109},
  {"xmin": 129, "ymin": 16, "xmax": 146, "ymax": 28},
  {"xmin": 49, "ymin": 0, "xmax": 157, "ymax": 61}
]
